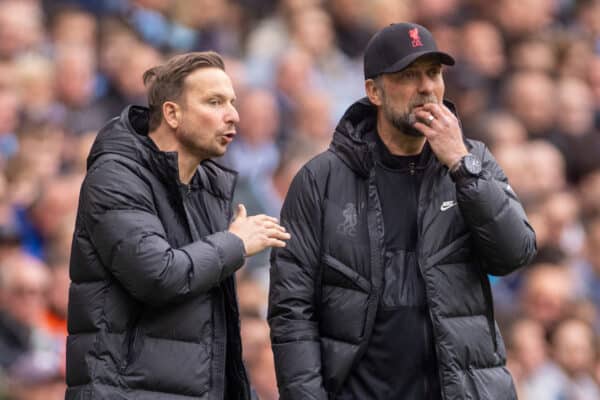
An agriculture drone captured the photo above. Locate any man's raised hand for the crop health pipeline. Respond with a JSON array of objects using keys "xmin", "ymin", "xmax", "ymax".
[{"xmin": 228, "ymin": 204, "xmax": 291, "ymax": 257}]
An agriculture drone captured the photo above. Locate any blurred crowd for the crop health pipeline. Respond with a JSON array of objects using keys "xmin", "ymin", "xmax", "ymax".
[{"xmin": 1, "ymin": 0, "xmax": 600, "ymax": 399}]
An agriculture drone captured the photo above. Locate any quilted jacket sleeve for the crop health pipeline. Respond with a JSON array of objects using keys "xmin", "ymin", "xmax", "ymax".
[
  {"xmin": 80, "ymin": 159, "xmax": 245, "ymax": 307},
  {"xmin": 268, "ymin": 166, "xmax": 328, "ymax": 400},
  {"xmin": 456, "ymin": 143, "xmax": 537, "ymax": 276}
]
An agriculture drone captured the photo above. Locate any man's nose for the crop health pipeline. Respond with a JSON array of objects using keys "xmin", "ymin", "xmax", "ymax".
[
  {"xmin": 225, "ymin": 104, "xmax": 239, "ymax": 124},
  {"xmin": 417, "ymin": 74, "xmax": 435, "ymax": 93}
]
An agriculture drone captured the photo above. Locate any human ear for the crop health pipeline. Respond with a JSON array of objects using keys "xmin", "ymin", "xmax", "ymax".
[
  {"xmin": 163, "ymin": 101, "xmax": 181, "ymax": 129},
  {"xmin": 365, "ymin": 79, "xmax": 382, "ymax": 106}
]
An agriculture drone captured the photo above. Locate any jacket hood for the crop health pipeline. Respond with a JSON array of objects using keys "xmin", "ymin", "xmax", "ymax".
[
  {"xmin": 330, "ymin": 97, "xmax": 460, "ymax": 178},
  {"xmin": 87, "ymin": 105, "xmax": 237, "ymax": 199}
]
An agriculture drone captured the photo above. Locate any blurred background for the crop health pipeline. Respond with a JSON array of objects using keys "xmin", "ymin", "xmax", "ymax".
[{"xmin": 0, "ymin": 0, "xmax": 600, "ymax": 399}]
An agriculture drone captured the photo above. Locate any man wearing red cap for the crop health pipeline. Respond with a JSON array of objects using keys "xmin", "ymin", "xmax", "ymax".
[{"xmin": 269, "ymin": 22, "xmax": 536, "ymax": 399}]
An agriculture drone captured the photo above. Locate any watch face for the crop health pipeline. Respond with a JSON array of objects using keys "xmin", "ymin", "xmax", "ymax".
[{"xmin": 464, "ymin": 155, "xmax": 482, "ymax": 175}]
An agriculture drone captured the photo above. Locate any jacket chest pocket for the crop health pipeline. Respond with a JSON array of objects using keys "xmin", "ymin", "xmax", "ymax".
[
  {"xmin": 319, "ymin": 254, "xmax": 371, "ymax": 343},
  {"xmin": 422, "ymin": 190, "xmax": 469, "ymax": 250}
]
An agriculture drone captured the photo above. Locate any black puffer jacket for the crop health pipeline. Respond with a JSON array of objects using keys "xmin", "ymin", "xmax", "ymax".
[
  {"xmin": 66, "ymin": 106, "xmax": 251, "ymax": 400},
  {"xmin": 269, "ymin": 98, "xmax": 536, "ymax": 400}
]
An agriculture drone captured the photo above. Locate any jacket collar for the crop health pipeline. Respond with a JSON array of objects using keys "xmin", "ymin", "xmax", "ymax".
[{"xmin": 330, "ymin": 97, "xmax": 462, "ymax": 178}]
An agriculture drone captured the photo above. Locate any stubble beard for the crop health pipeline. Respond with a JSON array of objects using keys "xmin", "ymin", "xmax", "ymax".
[
  {"xmin": 177, "ymin": 124, "xmax": 216, "ymax": 161},
  {"xmin": 381, "ymin": 93, "xmax": 439, "ymax": 138}
]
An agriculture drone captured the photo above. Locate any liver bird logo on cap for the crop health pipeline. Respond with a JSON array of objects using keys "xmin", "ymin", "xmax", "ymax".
[{"xmin": 409, "ymin": 27, "xmax": 423, "ymax": 47}]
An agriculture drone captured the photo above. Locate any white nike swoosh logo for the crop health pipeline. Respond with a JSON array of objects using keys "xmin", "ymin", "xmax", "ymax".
[{"xmin": 440, "ymin": 201, "xmax": 457, "ymax": 211}]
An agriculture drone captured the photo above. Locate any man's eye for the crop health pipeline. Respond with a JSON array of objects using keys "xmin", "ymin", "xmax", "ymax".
[{"xmin": 209, "ymin": 99, "xmax": 222, "ymax": 106}]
